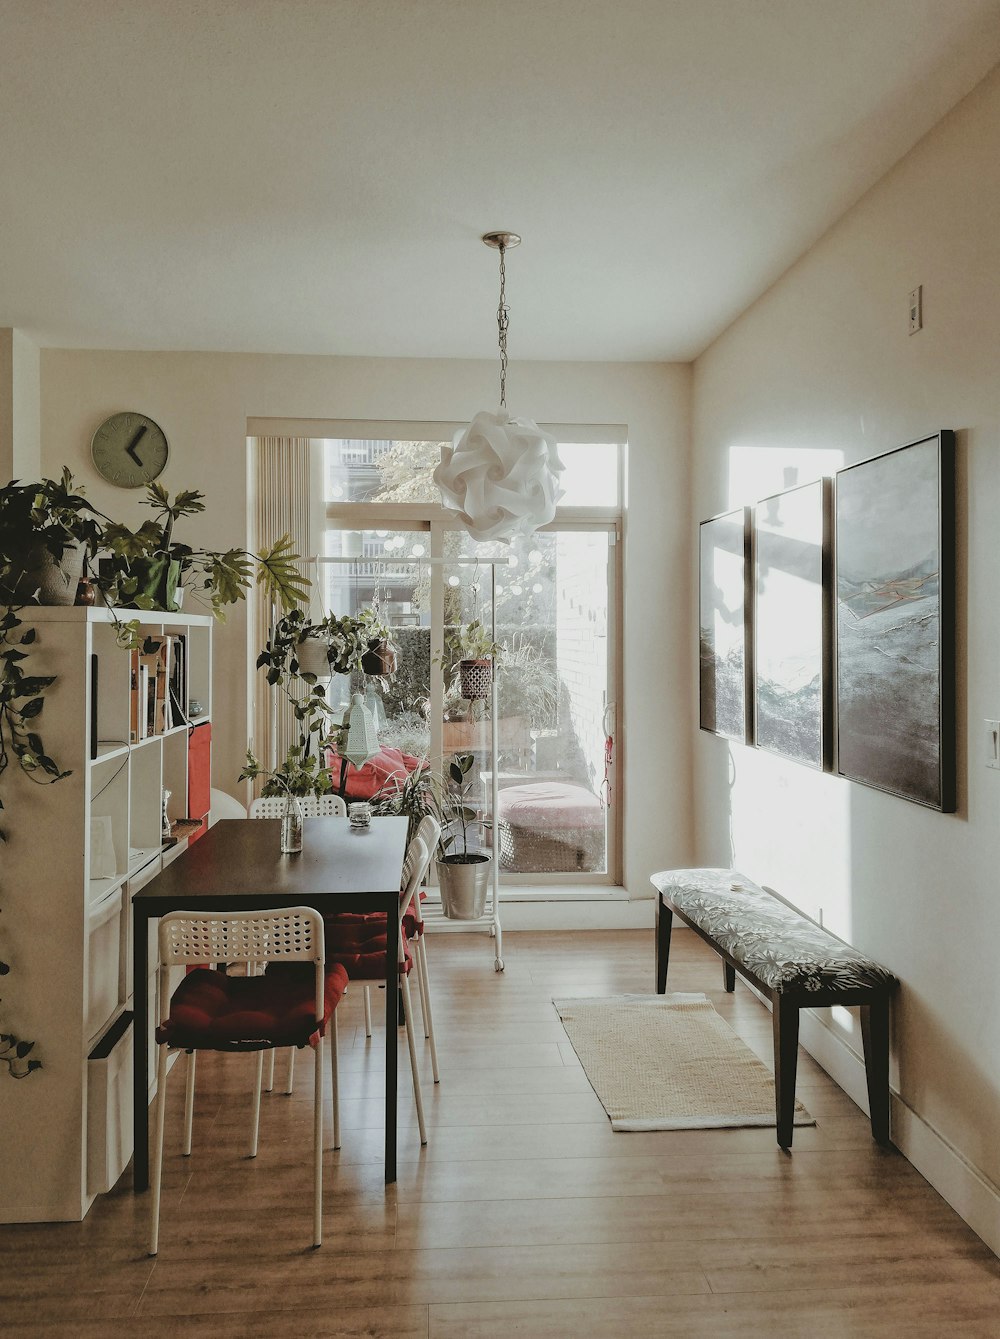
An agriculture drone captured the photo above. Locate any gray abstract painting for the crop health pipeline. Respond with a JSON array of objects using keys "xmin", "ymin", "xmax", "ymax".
[
  {"xmin": 835, "ymin": 433, "xmax": 954, "ymax": 809},
  {"xmin": 699, "ymin": 509, "xmax": 749, "ymax": 741},
  {"xmin": 755, "ymin": 480, "xmax": 828, "ymax": 769}
]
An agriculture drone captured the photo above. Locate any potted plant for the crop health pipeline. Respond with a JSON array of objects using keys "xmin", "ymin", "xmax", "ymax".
[
  {"xmin": 0, "ymin": 469, "xmax": 105, "ymax": 607},
  {"xmin": 429, "ymin": 752, "xmax": 491, "ymax": 920},
  {"xmin": 101, "ymin": 483, "xmax": 309, "ymax": 617},
  {"xmin": 239, "ymin": 743, "xmax": 336, "ymax": 853},
  {"xmin": 358, "ymin": 606, "xmax": 398, "ymax": 677}
]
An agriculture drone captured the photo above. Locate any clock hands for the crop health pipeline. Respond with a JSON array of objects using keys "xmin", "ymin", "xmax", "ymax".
[{"xmin": 125, "ymin": 423, "xmax": 147, "ymax": 468}]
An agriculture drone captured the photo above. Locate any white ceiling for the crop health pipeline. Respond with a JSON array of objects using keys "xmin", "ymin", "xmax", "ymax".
[{"xmin": 2, "ymin": 0, "xmax": 999, "ymax": 362}]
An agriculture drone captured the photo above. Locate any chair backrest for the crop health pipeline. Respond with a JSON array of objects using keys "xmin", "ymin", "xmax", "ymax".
[
  {"xmin": 248, "ymin": 794, "xmax": 347, "ymax": 819},
  {"xmin": 156, "ymin": 907, "xmax": 325, "ymax": 1024},
  {"xmin": 415, "ymin": 815, "xmax": 441, "ymax": 877},
  {"xmin": 398, "ymin": 834, "xmax": 428, "ymax": 941}
]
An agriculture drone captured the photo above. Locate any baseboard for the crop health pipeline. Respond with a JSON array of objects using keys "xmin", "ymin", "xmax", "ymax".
[
  {"xmin": 429, "ymin": 896, "xmax": 656, "ymax": 932},
  {"xmin": 778, "ymin": 996, "xmax": 1000, "ymax": 1258}
]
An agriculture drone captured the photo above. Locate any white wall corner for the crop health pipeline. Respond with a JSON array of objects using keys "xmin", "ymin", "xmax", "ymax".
[{"xmin": 0, "ymin": 328, "xmax": 42, "ymax": 482}]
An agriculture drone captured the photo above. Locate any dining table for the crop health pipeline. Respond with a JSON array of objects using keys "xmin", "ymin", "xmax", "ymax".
[{"xmin": 131, "ymin": 814, "xmax": 409, "ymax": 1189}]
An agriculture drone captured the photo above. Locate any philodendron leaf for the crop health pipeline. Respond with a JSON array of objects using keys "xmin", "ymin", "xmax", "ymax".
[{"xmin": 255, "ymin": 535, "xmax": 310, "ymax": 612}]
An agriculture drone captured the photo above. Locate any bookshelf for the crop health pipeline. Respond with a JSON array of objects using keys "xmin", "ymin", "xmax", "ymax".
[{"xmin": 0, "ymin": 606, "xmax": 213, "ymax": 1223}]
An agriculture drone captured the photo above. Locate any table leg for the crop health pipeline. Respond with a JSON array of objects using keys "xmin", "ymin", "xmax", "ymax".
[
  {"xmin": 133, "ymin": 907, "xmax": 149, "ymax": 1192},
  {"xmin": 384, "ymin": 900, "xmax": 397, "ymax": 1184}
]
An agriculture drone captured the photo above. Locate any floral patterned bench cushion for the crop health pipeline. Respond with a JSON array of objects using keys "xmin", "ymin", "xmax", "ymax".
[{"xmin": 650, "ymin": 868, "xmax": 897, "ymax": 995}]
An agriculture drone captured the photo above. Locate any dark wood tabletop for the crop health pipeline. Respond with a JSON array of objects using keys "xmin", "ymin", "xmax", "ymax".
[{"xmin": 133, "ymin": 815, "xmax": 409, "ymax": 907}]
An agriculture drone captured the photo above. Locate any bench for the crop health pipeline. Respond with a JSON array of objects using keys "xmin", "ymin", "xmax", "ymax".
[{"xmin": 650, "ymin": 868, "xmax": 898, "ymax": 1150}]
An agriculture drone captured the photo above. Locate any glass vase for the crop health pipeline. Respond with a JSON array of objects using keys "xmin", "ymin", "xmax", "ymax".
[{"xmin": 280, "ymin": 795, "xmax": 304, "ymax": 854}]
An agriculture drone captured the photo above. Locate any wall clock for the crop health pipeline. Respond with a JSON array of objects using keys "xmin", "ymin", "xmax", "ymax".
[{"xmin": 91, "ymin": 411, "xmax": 169, "ymax": 488}]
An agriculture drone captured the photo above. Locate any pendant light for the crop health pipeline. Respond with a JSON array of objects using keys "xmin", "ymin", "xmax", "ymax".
[
  {"xmin": 434, "ymin": 232, "xmax": 564, "ymax": 542},
  {"xmin": 342, "ymin": 692, "xmax": 380, "ymax": 768}
]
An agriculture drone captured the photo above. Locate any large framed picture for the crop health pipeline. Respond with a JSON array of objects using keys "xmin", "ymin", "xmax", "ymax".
[
  {"xmin": 699, "ymin": 507, "xmax": 752, "ymax": 742},
  {"xmin": 835, "ymin": 431, "xmax": 955, "ymax": 810},
  {"xmin": 754, "ymin": 478, "xmax": 832, "ymax": 770}
]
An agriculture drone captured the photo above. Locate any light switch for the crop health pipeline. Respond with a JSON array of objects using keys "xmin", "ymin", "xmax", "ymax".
[{"xmin": 986, "ymin": 719, "xmax": 1000, "ymax": 769}]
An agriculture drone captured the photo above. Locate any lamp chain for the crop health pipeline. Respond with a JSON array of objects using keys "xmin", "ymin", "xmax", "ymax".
[{"xmin": 497, "ymin": 244, "xmax": 509, "ymax": 409}]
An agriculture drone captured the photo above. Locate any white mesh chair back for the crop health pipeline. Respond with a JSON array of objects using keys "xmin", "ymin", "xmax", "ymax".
[
  {"xmin": 158, "ymin": 906, "xmax": 325, "ymax": 969},
  {"xmin": 248, "ymin": 794, "xmax": 347, "ymax": 819}
]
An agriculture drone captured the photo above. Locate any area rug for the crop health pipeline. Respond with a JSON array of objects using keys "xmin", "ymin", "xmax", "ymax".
[{"xmin": 552, "ymin": 993, "xmax": 814, "ymax": 1131}]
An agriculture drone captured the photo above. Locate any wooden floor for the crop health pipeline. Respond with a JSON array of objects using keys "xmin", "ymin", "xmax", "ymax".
[{"xmin": 5, "ymin": 928, "xmax": 1000, "ymax": 1337}]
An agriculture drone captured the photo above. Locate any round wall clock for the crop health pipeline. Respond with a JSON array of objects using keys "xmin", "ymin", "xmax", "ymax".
[{"xmin": 91, "ymin": 411, "xmax": 169, "ymax": 488}]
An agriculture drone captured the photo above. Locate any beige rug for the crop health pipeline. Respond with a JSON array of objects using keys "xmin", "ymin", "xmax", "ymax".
[{"xmin": 552, "ymin": 993, "xmax": 814, "ymax": 1131}]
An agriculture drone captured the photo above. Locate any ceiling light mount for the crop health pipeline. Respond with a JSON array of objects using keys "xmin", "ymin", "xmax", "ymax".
[{"xmin": 482, "ymin": 231, "xmax": 521, "ymax": 250}]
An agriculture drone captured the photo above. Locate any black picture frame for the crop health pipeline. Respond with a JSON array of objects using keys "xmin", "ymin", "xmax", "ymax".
[
  {"xmin": 753, "ymin": 478, "xmax": 833, "ymax": 770},
  {"xmin": 699, "ymin": 507, "xmax": 752, "ymax": 742},
  {"xmin": 834, "ymin": 430, "xmax": 955, "ymax": 811}
]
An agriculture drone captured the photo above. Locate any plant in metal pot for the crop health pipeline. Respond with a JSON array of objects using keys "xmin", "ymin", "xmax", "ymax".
[
  {"xmin": 101, "ymin": 483, "xmax": 309, "ymax": 617},
  {"xmin": 429, "ymin": 752, "xmax": 492, "ymax": 920}
]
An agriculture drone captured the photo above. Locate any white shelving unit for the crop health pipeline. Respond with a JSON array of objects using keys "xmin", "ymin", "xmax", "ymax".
[{"xmin": 0, "ymin": 606, "xmax": 212, "ymax": 1223}]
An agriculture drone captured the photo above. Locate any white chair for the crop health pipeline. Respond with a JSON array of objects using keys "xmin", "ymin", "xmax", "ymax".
[
  {"xmin": 248, "ymin": 792, "xmax": 348, "ymax": 1092},
  {"xmin": 248, "ymin": 794, "xmax": 347, "ymax": 818},
  {"xmin": 324, "ymin": 833, "xmax": 431, "ymax": 1144},
  {"xmin": 408, "ymin": 815, "xmax": 441, "ymax": 1083},
  {"xmin": 148, "ymin": 906, "xmax": 347, "ymax": 1255}
]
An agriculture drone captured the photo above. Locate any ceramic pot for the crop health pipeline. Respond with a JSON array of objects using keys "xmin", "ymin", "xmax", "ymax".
[
  {"xmin": 17, "ymin": 542, "xmax": 85, "ymax": 606},
  {"xmin": 361, "ymin": 639, "xmax": 397, "ymax": 676},
  {"xmin": 122, "ymin": 555, "xmax": 182, "ymax": 612}
]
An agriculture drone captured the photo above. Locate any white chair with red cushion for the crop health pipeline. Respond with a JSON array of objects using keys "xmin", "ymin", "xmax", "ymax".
[
  {"xmin": 148, "ymin": 906, "xmax": 347, "ymax": 1255},
  {"xmin": 405, "ymin": 815, "xmax": 441, "ymax": 1082},
  {"xmin": 323, "ymin": 832, "xmax": 431, "ymax": 1144}
]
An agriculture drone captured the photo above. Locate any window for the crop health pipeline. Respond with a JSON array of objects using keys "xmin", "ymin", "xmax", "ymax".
[{"xmin": 254, "ymin": 429, "xmax": 623, "ymax": 889}]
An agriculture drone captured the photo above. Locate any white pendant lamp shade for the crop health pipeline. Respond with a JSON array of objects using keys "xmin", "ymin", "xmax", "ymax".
[
  {"xmin": 343, "ymin": 692, "xmax": 380, "ymax": 768},
  {"xmin": 439, "ymin": 231, "xmax": 563, "ymax": 543},
  {"xmin": 435, "ymin": 409, "xmax": 563, "ymax": 543}
]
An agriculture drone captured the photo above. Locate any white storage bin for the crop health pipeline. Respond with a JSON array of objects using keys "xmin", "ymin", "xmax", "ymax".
[
  {"xmin": 87, "ymin": 1012, "xmax": 133, "ymax": 1196},
  {"xmin": 86, "ymin": 885, "xmax": 124, "ymax": 1043}
]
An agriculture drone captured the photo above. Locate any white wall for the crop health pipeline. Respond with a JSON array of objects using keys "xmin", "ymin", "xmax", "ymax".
[
  {"xmin": 691, "ymin": 65, "xmax": 1000, "ymax": 1242},
  {"xmin": 39, "ymin": 353, "xmax": 692, "ymax": 900}
]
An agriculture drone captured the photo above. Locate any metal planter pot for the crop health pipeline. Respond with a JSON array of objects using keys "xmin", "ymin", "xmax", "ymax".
[{"xmin": 436, "ymin": 854, "xmax": 491, "ymax": 920}]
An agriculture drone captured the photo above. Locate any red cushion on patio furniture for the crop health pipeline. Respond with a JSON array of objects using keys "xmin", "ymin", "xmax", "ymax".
[
  {"xmin": 496, "ymin": 781, "xmax": 604, "ymax": 831},
  {"xmin": 155, "ymin": 962, "xmax": 348, "ymax": 1051},
  {"xmin": 324, "ymin": 919, "xmax": 414, "ymax": 979},
  {"xmin": 325, "ymin": 746, "xmax": 425, "ymax": 802}
]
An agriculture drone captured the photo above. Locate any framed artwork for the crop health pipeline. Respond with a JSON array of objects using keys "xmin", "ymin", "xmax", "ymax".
[
  {"xmin": 699, "ymin": 507, "xmax": 752, "ymax": 742},
  {"xmin": 754, "ymin": 478, "xmax": 832, "ymax": 770},
  {"xmin": 835, "ymin": 430, "xmax": 955, "ymax": 810}
]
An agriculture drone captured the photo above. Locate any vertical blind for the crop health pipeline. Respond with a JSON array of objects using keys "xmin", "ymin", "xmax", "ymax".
[{"xmin": 250, "ymin": 436, "xmax": 313, "ymax": 781}]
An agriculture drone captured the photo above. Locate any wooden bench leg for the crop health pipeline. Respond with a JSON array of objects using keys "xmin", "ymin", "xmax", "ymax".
[
  {"xmin": 861, "ymin": 998, "xmax": 891, "ymax": 1147},
  {"xmin": 772, "ymin": 995, "xmax": 799, "ymax": 1149},
  {"xmin": 656, "ymin": 896, "xmax": 672, "ymax": 993},
  {"xmin": 723, "ymin": 962, "xmax": 736, "ymax": 992}
]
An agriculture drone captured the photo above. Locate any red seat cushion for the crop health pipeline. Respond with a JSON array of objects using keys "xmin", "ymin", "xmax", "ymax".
[
  {"xmin": 155, "ymin": 962, "xmax": 348, "ymax": 1051},
  {"xmin": 323, "ymin": 919, "xmax": 414, "ymax": 979},
  {"xmin": 331, "ymin": 890, "xmax": 427, "ymax": 938}
]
